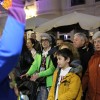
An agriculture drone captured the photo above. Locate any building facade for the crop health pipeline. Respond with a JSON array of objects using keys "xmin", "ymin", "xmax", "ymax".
[{"xmin": 36, "ymin": 0, "xmax": 100, "ymax": 19}]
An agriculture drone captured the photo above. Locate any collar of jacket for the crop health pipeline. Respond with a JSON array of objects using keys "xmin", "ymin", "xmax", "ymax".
[
  {"xmin": 56, "ymin": 68, "xmax": 74, "ymax": 82},
  {"xmin": 60, "ymin": 72, "xmax": 74, "ymax": 83}
]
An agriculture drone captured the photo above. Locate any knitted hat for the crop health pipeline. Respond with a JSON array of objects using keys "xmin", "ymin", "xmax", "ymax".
[{"xmin": 41, "ymin": 33, "xmax": 52, "ymax": 43}]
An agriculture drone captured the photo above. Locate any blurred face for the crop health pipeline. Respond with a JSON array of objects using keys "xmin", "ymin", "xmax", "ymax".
[
  {"xmin": 41, "ymin": 39, "xmax": 50, "ymax": 49},
  {"xmin": 24, "ymin": 33, "xmax": 27, "ymax": 41},
  {"xmin": 56, "ymin": 40, "xmax": 63, "ymax": 47},
  {"xmin": 57, "ymin": 55, "xmax": 69, "ymax": 69},
  {"xmin": 94, "ymin": 37, "xmax": 100, "ymax": 51},
  {"xmin": 26, "ymin": 39, "xmax": 33, "ymax": 50},
  {"xmin": 73, "ymin": 35, "xmax": 85, "ymax": 48},
  {"xmin": 31, "ymin": 33, "xmax": 36, "ymax": 40}
]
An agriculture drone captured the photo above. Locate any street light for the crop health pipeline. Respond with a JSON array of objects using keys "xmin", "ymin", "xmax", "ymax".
[{"xmin": 24, "ymin": 0, "xmax": 37, "ymax": 19}]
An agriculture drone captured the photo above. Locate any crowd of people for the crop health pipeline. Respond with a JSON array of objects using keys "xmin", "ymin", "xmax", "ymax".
[
  {"xmin": 12, "ymin": 30, "xmax": 100, "ymax": 100},
  {"xmin": 0, "ymin": 0, "xmax": 100, "ymax": 100}
]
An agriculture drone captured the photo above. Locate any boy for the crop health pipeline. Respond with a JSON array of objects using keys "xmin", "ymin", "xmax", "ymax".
[{"xmin": 48, "ymin": 48, "xmax": 82, "ymax": 100}]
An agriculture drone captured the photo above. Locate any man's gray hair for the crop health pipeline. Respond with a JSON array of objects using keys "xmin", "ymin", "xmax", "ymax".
[
  {"xmin": 74, "ymin": 32, "xmax": 87, "ymax": 41},
  {"xmin": 92, "ymin": 31, "xmax": 100, "ymax": 40}
]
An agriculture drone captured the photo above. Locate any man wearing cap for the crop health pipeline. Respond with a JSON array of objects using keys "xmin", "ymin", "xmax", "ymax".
[{"xmin": 21, "ymin": 33, "xmax": 56, "ymax": 100}]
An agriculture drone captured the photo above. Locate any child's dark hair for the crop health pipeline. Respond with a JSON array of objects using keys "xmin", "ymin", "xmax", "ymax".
[{"xmin": 57, "ymin": 48, "xmax": 73, "ymax": 63}]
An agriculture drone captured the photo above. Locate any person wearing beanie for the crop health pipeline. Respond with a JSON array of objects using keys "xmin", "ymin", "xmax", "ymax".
[
  {"xmin": 41, "ymin": 33, "xmax": 52, "ymax": 44},
  {"xmin": 0, "ymin": 0, "xmax": 26, "ymax": 99},
  {"xmin": 41, "ymin": 33, "xmax": 58, "ymax": 68},
  {"xmin": 82, "ymin": 31, "xmax": 100, "ymax": 100},
  {"xmin": 21, "ymin": 33, "xmax": 56, "ymax": 100}
]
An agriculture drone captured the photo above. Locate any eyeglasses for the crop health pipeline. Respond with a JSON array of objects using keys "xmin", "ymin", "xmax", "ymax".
[{"xmin": 94, "ymin": 39, "xmax": 100, "ymax": 44}]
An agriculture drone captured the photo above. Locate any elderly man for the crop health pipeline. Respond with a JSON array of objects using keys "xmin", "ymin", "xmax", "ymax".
[{"xmin": 73, "ymin": 32, "xmax": 94, "ymax": 76}]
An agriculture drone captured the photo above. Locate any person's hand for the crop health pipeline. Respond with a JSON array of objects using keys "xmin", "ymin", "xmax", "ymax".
[
  {"xmin": 30, "ymin": 73, "xmax": 39, "ymax": 81},
  {"xmin": 14, "ymin": 86, "xmax": 19, "ymax": 96},
  {"xmin": 20, "ymin": 73, "xmax": 28, "ymax": 79}
]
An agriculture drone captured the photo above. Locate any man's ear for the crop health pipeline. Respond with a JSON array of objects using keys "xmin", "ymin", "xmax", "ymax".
[
  {"xmin": 66, "ymin": 57, "xmax": 70, "ymax": 63},
  {"xmin": 81, "ymin": 39, "xmax": 86, "ymax": 45}
]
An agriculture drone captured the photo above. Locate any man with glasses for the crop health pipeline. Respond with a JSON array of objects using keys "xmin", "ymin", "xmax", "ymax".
[{"xmin": 21, "ymin": 33, "xmax": 56, "ymax": 100}]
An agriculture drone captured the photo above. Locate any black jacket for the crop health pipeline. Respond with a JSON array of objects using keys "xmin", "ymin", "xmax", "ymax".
[{"xmin": 78, "ymin": 44, "xmax": 94, "ymax": 76}]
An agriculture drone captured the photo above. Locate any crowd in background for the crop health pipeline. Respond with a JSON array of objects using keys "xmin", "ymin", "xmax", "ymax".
[
  {"xmin": 9, "ymin": 29, "xmax": 100, "ymax": 100},
  {"xmin": 0, "ymin": 0, "xmax": 100, "ymax": 100}
]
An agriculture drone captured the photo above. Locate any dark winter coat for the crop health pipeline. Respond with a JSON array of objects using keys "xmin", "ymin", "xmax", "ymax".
[{"xmin": 78, "ymin": 45, "xmax": 94, "ymax": 75}]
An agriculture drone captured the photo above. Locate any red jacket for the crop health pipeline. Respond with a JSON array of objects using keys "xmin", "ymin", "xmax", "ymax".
[{"xmin": 82, "ymin": 51, "xmax": 100, "ymax": 100}]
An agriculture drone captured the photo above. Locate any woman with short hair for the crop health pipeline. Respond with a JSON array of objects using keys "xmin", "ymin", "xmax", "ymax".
[{"xmin": 82, "ymin": 31, "xmax": 100, "ymax": 100}]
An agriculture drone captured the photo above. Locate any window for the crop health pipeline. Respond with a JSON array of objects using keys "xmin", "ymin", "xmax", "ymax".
[
  {"xmin": 71, "ymin": 0, "xmax": 85, "ymax": 6},
  {"xmin": 95, "ymin": 0, "xmax": 100, "ymax": 2}
]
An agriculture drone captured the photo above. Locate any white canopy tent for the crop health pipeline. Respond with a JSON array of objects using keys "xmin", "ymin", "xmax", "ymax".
[
  {"xmin": 26, "ymin": 17, "xmax": 49, "ymax": 29},
  {"xmin": 0, "ymin": 16, "xmax": 49, "ymax": 35},
  {"xmin": 35, "ymin": 12, "xmax": 100, "ymax": 33}
]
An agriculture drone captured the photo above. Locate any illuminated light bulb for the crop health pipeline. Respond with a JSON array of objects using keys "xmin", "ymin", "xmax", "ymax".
[{"xmin": 24, "ymin": 1, "xmax": 37, "ymax": 19}]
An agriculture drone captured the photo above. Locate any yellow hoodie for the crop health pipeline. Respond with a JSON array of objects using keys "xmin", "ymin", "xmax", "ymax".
[{"xmin": 48, "ymin": 69, "xmax": 82, "ymax": 100}]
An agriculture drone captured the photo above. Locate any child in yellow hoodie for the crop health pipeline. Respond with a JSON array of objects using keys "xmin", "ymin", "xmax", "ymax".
[{"xmin": 48, "ymin": 48, "xmax": 82, "ymax": 100}]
